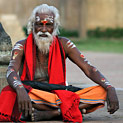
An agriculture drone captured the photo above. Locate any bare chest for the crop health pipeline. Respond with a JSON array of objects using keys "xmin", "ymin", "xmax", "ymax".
[{"xmin": 34, "ymin": 52, "xmax": 49, "ymax": 82}]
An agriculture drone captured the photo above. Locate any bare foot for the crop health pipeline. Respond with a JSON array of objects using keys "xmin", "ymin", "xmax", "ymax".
[
  {"xmin": 31, "ymin": 108, "xmax": 60, "ymax": 121},
  {"xmin": 79, "ymin": 103, "xmax": 93, "ymax": 114}
]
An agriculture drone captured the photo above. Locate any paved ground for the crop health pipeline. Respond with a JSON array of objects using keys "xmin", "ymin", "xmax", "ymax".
[
  {"xmin": 30, "ymin": 52, "xmax": 123, "ymax": 123},
  {"xmin": 66, "ymin": 51, "xmax": 123, "ymax": 89}
]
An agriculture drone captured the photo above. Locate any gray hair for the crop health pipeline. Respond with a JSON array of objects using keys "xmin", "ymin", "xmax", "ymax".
[{"xmin": 27, "ymin": 4, "xmax": 60, "ymax": 35}]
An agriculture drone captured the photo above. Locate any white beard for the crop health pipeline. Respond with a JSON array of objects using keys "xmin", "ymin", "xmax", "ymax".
[{"xmin": 33, "ymin": 31, "xmax": 53, "ymax": 54}]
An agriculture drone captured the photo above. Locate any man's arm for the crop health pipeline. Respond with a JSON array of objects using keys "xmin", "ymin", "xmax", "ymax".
[
  {"xmin": 6, "ymin": 40, "xmax": 32, "ymax": 116},
  {"xmin": 60, "ymin": 37, "xmax": 119, "ymax": 114}
]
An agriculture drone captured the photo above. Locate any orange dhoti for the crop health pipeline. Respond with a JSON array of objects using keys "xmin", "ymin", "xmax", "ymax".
[{"xmin": 29, "ymin": 85, "xmax": 107, "ymax": 113}]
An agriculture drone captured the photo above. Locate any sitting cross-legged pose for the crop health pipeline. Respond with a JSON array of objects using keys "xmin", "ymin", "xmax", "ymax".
[{"xmin": 0, "ymin": 4, "xmax": 119, "ymax": 122}]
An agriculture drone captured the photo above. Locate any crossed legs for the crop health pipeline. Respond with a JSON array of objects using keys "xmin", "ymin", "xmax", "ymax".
[{"xmin": 31, "ymin": 103, "xmax": 93, "ymax": 121}]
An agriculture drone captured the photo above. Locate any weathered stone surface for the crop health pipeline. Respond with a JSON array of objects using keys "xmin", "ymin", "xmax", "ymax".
[
  {"xmin": 0, "ymin": 51, "xmax": 11, "ymax": 65},
  {"xmin": 0, "ymin": 23, "xmax": 12, "ymax": 64},
  {"xmin": 0, "ymin": 0, "xmax": 123, "ymax": 31},
  {"xmin": 0, "ymin": 22, "xmax": 12, "ymax": 51},
  {"xmin": 0, "ymin": 14, "xmax": 25, "ymax": 46}
]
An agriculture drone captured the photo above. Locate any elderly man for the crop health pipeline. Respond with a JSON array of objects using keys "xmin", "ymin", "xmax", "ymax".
[{"xmin": 0, "ymin": 4, "xmax": 119, "ymax": 122}]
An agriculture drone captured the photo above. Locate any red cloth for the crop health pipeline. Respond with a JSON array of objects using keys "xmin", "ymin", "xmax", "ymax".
[
  {"xmin": 48, "ymin": 36, "xmax": 66, "ymax": 85},
  {"xmin": 54, "ymin": 90, "xmax": 82, "ymax": 123},
  {"xmin": 21, "ymin": 33, "xmax": 36, "ymax": 81},
  {"xmin": 21, "ymin": 34, "xmax": 66, "ymax": 85},
  {"xmin": 0, "ymin": 86, "xmax": 20, "ymax": 122},
  {"xmin": 0, "ymin": 85, "xmax": 32, "ymax": 122}
]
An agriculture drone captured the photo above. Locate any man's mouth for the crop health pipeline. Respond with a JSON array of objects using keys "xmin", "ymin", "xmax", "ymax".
[{"xmin": 39, "ymin": 34, "xmax": 48, "ymax": 37}]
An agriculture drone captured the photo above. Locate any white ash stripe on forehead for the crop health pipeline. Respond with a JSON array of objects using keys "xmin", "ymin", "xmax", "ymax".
[
  {"xmin": 46, "ymin": 16, "xmax": 54, "ymax": 23},
  {"xmin": 35, "ymin": 15, "xmax": 54, "ymax": 23},
  {"xmin": 66, "ymin": 40, "xmax": 76, "ymax": 49},
  {"xmin": 36, "ymin": 16, "xmax": 40, "ymax": 22}
]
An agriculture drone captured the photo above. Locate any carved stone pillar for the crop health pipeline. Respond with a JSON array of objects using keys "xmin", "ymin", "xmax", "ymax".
[
  {"xmin": 79, "ymin": 0, "xmax": 87, "ymax": 38},
  {"xmin": 0, "ymin": 22, "xmax": 12, "ymax": 92},
  {"xmin": 0, "ymin": 22, "xmax": 12, "ymax": 64}
]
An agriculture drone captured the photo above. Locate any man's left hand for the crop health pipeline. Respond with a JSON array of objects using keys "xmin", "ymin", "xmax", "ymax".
[{"xmin": 106, "ymin": 87, "xmax": 119, "ymax": 114}]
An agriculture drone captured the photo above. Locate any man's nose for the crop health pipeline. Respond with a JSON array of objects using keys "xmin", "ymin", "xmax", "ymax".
[{"xmin": 41, "ymin": 25, "xmax": 47, "ymax": 33}]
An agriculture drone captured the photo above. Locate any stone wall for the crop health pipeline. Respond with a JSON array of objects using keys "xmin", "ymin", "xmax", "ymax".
[
  {"xmin": 0, "ymin": 14, "xmax": 25, "ymax": 46},
  {"xmin": 0, "ymin": 0, "xmax": 123, "ymax": 30},
  {"xmin": 87, "ymin": 0, "xmax": 123, "ymax": 29},
  {"xmin": 0, "ymin": 0, "xmax": 59, "ymax": 28}
]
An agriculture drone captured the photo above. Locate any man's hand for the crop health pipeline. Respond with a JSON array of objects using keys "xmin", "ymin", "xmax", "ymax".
[
  {"xmin": 106, "ymin": 87, "xmax": 119, "ymax": 114},
  {"xmin": 16, "ymin": 87, "xmax": 32, "ymax": 117}
]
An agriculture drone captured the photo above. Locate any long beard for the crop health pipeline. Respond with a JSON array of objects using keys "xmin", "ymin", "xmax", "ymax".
[{"xmin": 33, "ymin": 31, "xmax": 53, "ymax": 54}]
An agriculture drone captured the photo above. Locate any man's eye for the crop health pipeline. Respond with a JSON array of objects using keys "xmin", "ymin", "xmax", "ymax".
[
  {"xmin": 46, "ymin": 23, "xmax": 53, "ymax": 26},
  {"xmin": 39, "ymin": 23, "xmax": 44, "ymax": 26},
  {"xmin": 35, "ymin": 23, "xmax": 43, "ymax": 26},
  {"xmin": 46, "ymin": 23, "xmax": 50, "ymax": 25}
]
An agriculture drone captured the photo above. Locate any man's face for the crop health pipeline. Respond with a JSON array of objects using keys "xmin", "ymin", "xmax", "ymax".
[{"xmin": 34, "ymin": 12, "xmax": 54, "ymax": 37}]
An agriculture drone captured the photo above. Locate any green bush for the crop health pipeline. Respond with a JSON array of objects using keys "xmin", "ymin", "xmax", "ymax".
[
  {"xmin": 87, "ymin": 27, "xmax": 123, "ymax": 38},
  {"xmin": 23, "ymin": 26, "xmax": 28, "ymax": 37},
  {"xmin": 59, "ymin": 28, "xmax": 79, "ymax": 37}
]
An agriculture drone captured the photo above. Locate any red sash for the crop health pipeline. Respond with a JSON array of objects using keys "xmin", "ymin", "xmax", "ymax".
[{"xmin": 21, "ymin": 33, "xmax": 66, "ymax": 85}]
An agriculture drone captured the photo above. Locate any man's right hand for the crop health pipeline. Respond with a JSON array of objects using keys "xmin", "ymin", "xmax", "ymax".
[{"xmin": 16, "ymin": 86, "xmax": 32, "ymax": 117}]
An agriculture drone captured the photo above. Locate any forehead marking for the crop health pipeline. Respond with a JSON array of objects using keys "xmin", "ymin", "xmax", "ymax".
[
  {"xmin": 36, "ymin": 15, "xmax": 54, "ymax": 23},
  {"xmin": 46, "ymin": 16, "xmax": 54, "ymax": 23},
  {"xmin": 41, "ymin": 20, "xmax": 48, "ymax": 24},
  {"xmin": 36, "ymin": 16, "xmax": 40, "ymax": 22}
]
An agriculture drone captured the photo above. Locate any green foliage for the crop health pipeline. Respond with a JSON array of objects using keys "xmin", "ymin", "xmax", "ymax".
[
  {"xmin": 72, "ymin": 38, "xmax": 123, "ymax": 53},
  {"xmin": 87, "ymin": 27, "xmax": 123, "ymax": 38},
  {"xmin": 58, "ymin": 28, "xmax": 79, "ymax": 37},
  {"xmin": 23, "ymin": 26, "xmax": 28, "ymax": 37}
]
